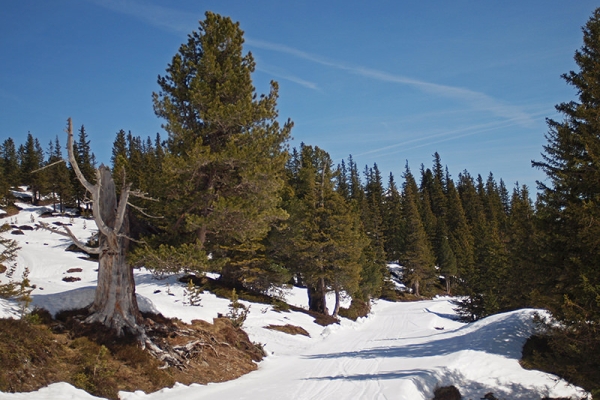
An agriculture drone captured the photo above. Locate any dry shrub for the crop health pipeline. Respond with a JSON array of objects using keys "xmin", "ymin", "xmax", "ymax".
[
  {"xmin": 338, "ymin": 299, "xmax": 370, "ymax": 321},
  {"xmin": 0, "ymin": 309, "xmax": 266, "ymax": 399}
]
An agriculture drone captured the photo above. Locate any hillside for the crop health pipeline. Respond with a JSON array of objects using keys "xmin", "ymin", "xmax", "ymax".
[{"xmin": 0, "ymin": 204, "xmax": 589, "ymax": 400}]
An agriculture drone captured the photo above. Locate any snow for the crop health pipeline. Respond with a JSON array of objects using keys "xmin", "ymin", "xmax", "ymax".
[{"xmin": 0, "ymin": 205, "xmax": 589, "ymax": 400}]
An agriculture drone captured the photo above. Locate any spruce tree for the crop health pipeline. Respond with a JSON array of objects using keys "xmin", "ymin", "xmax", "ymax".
[
  {"xmin": 46, "ymin": 136, "xmax": 72, "ymax": 213},
  {"xmin": 401, "ymin": 165, "xmax": 436, "ymax": 297},
  {"xmin": 271, "ymin": 145, "xmax": 365, "ymax": 314},
  {"xmin": 383, "ymin": 172, "xmax": 404, "ymax": 263},
  {"xmin": 147, "ymin": 12, "xmax": 292, "ymax": 287},
  {"xmin": 532, "ymin": 8, "xmax": 600, "ymax": 390},
  {"xmin": 70, "ymin": 125, "xmax": 96, "ymax": 210},
  {"xmin": 1, "ymin": 138, "xmax": 20, "ymax": 189},
  {"xmin": 444, "ymin": 177, "xmax": 474, "ymax": 287},
  {"xmin": 20, "ymin": 133, "xmax": 45, "ymax": 204}
]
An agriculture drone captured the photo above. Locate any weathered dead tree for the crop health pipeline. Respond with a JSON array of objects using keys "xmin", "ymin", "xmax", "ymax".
[{"xmin": 46, "ymin": 118, "xmax": 143, "ymax": 337}]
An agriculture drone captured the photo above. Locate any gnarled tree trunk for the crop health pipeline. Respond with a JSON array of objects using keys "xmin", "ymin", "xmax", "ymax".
[
  {"xmin": 64, "ymin": 118, "xmax": 142, "ymax": 337},
  {"xmin": 85, "ymin": 167, "xmax": 142, "ymax": 336}
]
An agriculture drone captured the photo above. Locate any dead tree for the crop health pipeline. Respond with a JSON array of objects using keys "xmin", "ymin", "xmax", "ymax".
[{"xmin": 45, "ymin": 118, "xmax": 143, "ymax": 337}]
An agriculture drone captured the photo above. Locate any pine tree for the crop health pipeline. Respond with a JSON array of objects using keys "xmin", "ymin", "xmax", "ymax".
[
  {"xmin": 271, "ymin": 145, "xmax": 365, "ymax": 314},
  {"xmin": 444, "ymin": 177, "xmax": 474, "ymax": 288},
  {"xmin": 383, "ymin": 172, "xmax": 404, "ymax": 263},
  {"xmin": 146, "ymin": 12, "xmax": 292, "ymax": 287},
  {"xmin": 19, "ymin": 133, "xmax": 45, "ymax": 204},
  {"xmin": 1, "ymin": 138, "xmax": 20, "ymax": 189},
  {"xmin": 71, "ymin": 125, "xmax": 96, "ymax": 210},
  {"xmin": 46, "ymin": 136, "xmax": 72, "ymax": 213},
  {"xmin": 504, "ymin": 184, "xmax": 536, "ymax": 309},
  {"xmin": 111, "ymin": 129, "xmax": 128, "ymax": 189},
  {"xmin": 401, "ymin": 164, "xmax": 436, "ymax": 297},
  {"xmin": 532, "ymin": 8, "xmax": 600, "ymax": 390}
]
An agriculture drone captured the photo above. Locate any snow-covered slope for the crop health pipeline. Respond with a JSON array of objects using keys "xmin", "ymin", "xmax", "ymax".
[{"xmin": 0, "ymin": 205, "xmax": 589, "ymax": 400}]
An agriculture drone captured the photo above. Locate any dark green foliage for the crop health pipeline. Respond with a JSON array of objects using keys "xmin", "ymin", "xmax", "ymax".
[
  {"xmin": 19, "ymin": 133, "xmax": 46, "ymax": 204},
  {"xmin": 401, "ymin": 165, "xmax": 436, "ymax": 297},
  {"xmin": 144, "ymin": 12, "xmax": 292, "ymax": 290},
  {"xmin": 271, "ymin": 145, "xmax": 367, "ymax": 314},
  {"xmin": 383, "ymin": 172, "xmax": 404, "ymax": 263},
  {"xmin": 1, "ymin": 138, "xmax": 20, "ymax": 191},
  {"xmin": 531, "ymin": 7, "xmax": 600, "ymax": 394},
  {"xmin": 46, "ymin": 136, "xmax": 73, "ymax": 213},
  {"xmin": 70, "ymin": 125, "xmax": 96, "ymax": 209}
]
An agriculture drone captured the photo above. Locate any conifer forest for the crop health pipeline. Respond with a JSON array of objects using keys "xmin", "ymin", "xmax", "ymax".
[{"xmin": 2, "ymin": 8, "xmax": 600, "ymax": 398}]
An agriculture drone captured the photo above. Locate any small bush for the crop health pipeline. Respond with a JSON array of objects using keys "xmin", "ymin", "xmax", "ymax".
[
  {"xmin": 226, "ymin": 289, "xmax": 249, "ymax": 328},
  {"xmin": 338, "ymin": 299, "xmax": 370, "ymax": 321}
]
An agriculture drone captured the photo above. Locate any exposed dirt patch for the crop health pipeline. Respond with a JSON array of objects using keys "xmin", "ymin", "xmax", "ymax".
[
  {"xmin": 66, "ymin": 268, "xmax": 83, "ymax": 273},
  {"xmin": 264, "ymin": 324, "xmax": 310, "ymax": 337},
  {"xmin": 62, "ymin": 276, "xmax": 81, "ymax": 282},
  {"xmin": 184, "ymin": 275, "xmax": 339, "ymax": 326},
  {"xmin": 0, "ymin": 309, "xmax": 264, "ymax": 399}
]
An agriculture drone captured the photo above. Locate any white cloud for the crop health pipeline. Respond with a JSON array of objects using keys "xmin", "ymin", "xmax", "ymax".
[
  {"xmin": 88, "ymin": 0, "xmax": 537, "ymax": 128},
  {"xmin": 86, "ymin": 0, "xmax": 195, "ymax": 34}
]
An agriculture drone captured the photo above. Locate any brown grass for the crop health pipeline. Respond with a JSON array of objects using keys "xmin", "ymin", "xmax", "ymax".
[
  {"xmin": 264, "ymin": 324, "xmax": 310, "ymax": 337},
  {"xmin": 0, "ymin": 309, "xmax": 265, "ymax": 399}
]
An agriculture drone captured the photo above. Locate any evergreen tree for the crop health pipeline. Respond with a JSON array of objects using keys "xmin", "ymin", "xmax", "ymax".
[
  {"xmin": 1, "ymin": 138, "xmax": 20, "ymax": 189},
  {"xmin": 46, "ymin": 136, "xmax": 72, "ymax": 213},
  {"xmin": 504, "ymin": 184, "xmax": 536, "ymax": 309},
  {"xmin": 111, "ymin": 129, "xmax": 128, "ymax": 188},
  {"xmin": 71, "ymin": 125, "xmax": 96, "ymax": 210},
  {"xmin": 271, "ymin": 145, "xmax": 366, "ymax": 314},
  {"xmin": 444, "ymin": 177, "xmax": 474, "ymax": 288},
  {"xmin": 532, "ymin": 8, "xmax": 600, "ymax": 390},
  {"xmin": 455, "ymin": 171, "xmax": 509, "ymax": 320},
  {"xmin": 19, "ymin": 133, "xmax": 45, "ymax": 204},
  {"xmin": 146, "ymin": 12, "xmax": 293, "ymax": 287},
  {"xmin": 401, "ymin": 165, "xmax": 436, "ymax": 297},
  {"xmin": 383, "ymin": 172, "xmax": 404, "ymax": 263}
]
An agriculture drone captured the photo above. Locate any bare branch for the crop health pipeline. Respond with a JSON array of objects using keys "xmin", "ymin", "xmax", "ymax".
[
  {"xmin": 116, "ymin": 233, "xmax": 146, "ymax": 244},
  {"xmin": 38, "ymin": 222, "xmax": 101, "ymax": 255},
  {"xmin": 90, "ymin": 180, "xmax": 114, "ymax": 238},
  {"xmin": 130, "ymin": 190, "xmax": 159, "ymax": 202},
  {"xmin": 32, "ymin": 159, "xmax": 66, "ymax": 173},
  {"xmin": 127, "ymin": 201, "xmax": 164, "ymax": 219},
  {"xmin": 113, "ymin": 182, "xmax": 132, "ymax": 234}
]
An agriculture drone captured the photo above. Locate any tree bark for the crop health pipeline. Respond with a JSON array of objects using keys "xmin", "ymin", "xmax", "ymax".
[
  {"xmin": 85, "ymin": 167, "xmax": 142, "ymax": 336},
  {"xmin": 64, "ymin": 118, "xmax": 142, "ymax": 337},
  {"xmin": 307, "ymin": 278, "xmax": 328, "ymax": 315},
  {"xmin": 332, "ymin": 288, "xmax": 341, "ymax": 317}
]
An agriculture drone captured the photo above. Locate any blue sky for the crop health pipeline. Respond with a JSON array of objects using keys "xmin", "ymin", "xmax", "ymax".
[{"xmin": 1, "ymin": 1, "xmax": 598, "ymax": 192}]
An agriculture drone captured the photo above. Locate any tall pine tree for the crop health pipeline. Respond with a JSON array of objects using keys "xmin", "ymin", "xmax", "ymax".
[
  {"xmin": 146, "ymin": 12, "xmax": 292, "ymax": 287},
  {"xmin": 532, "ymin": 8, "xmax": 600, "ymax": 390}
]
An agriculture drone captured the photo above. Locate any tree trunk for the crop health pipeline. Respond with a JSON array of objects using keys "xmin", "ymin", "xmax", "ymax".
[
  {"xmin": 332, "ymin": 288, "xmax": 341, "ymax": 317},
  {"xmin": 307, "ymin": 278, "xmax": 328, "ymax": 315},
  {"xmin": 413, "ymin": 279, "xmax": 420, "ymax": 297},
  {"xmin": 85, "ymin": 167, "xmax": 142, "ymax": 336}
]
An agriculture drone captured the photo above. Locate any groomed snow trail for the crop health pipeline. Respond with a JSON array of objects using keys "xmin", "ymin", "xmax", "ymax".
[{"xmin": 120, "ymin": 299, "xmax": 584, "ymax": 400}]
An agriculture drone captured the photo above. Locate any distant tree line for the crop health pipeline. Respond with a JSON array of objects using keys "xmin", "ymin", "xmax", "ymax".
[{"xmin": 0, "ymin": 126, "xmax": 96, "ymax": 213}]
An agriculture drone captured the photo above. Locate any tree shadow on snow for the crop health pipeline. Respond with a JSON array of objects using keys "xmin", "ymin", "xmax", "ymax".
[
  {"xmin": 305, "ymin": 310, "xmax": 535, "ymax": 361},
  {"xmin": 304, "ymin": 367, "xmax": 558, "ymax": 400}
]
